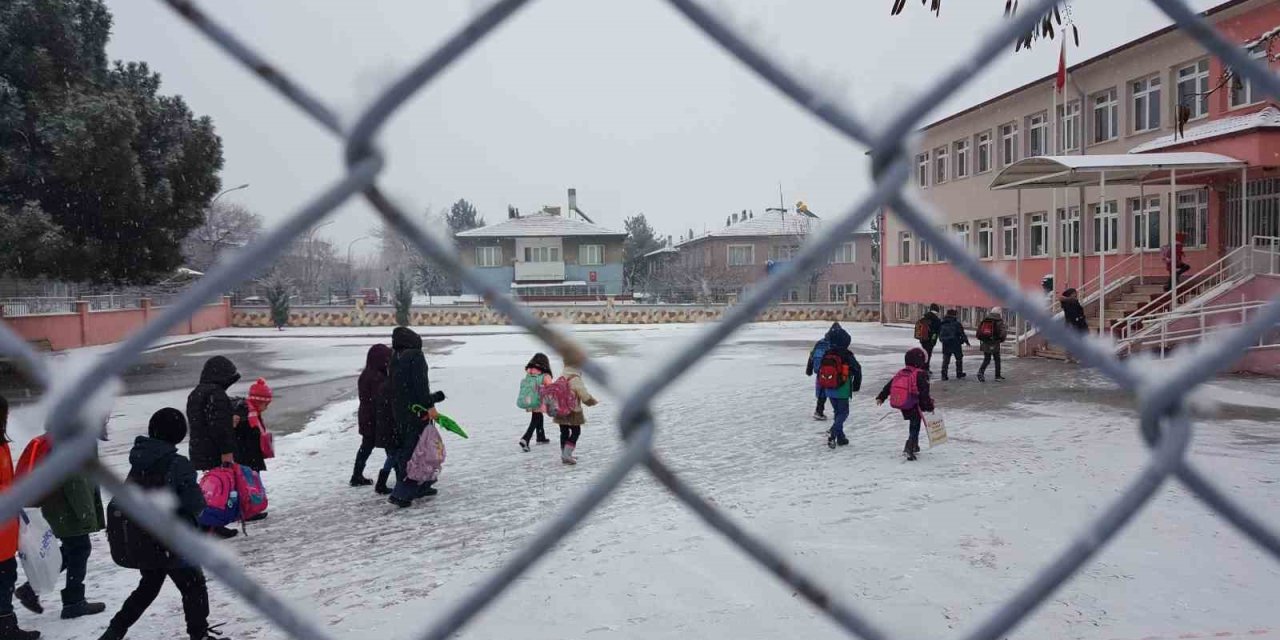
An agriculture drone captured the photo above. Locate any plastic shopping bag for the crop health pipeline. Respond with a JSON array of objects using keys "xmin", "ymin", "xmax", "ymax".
[
  {"xmin": 926, "ymin": 415, "xmax": 948, "ymax": 448},
  {"xmin": 18, "ymin": 509, "xmax": 61, "ymax": 594}
]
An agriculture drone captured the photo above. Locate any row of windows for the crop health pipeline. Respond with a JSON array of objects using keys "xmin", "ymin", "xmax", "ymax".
[
  {"xmin": 778, "ymin": 283, "xmax": 860, "ymax": 303},
  {"xmin": 474, "ymin": 244, "xmax": 606, "ymax": 268},
  {"xmin": 707, "ymin": 242, "xmax": 859, "ymax": 268},
  {"xmin": 915, "ymin": 55, "xmax": 1265, "ymax": 189},
  {"xmin": 894, "ymin": 303, "xmax": 1021, "ymax": 331},
  {"xmin": 896, "ymin": 189, "xmax": 1209, "ymax": 264}
]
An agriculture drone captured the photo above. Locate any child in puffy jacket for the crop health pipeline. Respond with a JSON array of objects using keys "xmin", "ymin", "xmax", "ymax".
[
  {"xmin": 551, "ymin": 365, "xmax": 598, "ymax": 465},
  {"xmin": 875, "ymin": 347, "xmax": 935, "ymax": 461},
  {"xmin": 519, "ymin": 353, "xmax": 553, "ymax": 452}
]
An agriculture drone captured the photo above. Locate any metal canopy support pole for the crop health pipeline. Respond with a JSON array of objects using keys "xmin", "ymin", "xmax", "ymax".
[
  {"xmin": 1016, "ymin": 189, "xmax": 1024, "ymax": 345},
  {"xmin": 1170, "ymin": 168, "xmax": 1179, "ymax": 313},
  {"xmin": 1242, "ymin": 166, "xmax": 1250, "ymax": 249},
  {"xmin": 1139, "ymin": 182, "xmax": 1146, "ymax": 284},
  {"xmin": 1099, "ymin": 172, "xmax": 1108, "ymax": 333},
  {"xmin": 1051, "ymin": 185, "xmax": 1058, "ymax": 306}
]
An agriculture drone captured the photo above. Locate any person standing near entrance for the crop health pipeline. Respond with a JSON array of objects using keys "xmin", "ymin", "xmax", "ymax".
[
  {"xmin": 976, "ymin": 308, "xmax": 1008, "ymax": 382},
  {"xmin": 1162, "ymin": 232, "xmax": 1191, "ymax": 292}
]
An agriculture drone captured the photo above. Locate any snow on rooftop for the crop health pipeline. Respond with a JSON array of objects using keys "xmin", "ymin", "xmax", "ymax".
[
  {"xmin": 456, "ymin": 212, "xmax": 626, "ymax": 238},
  {"xmin": 676, "ymin": 211, "xmax": 839, "ymax": 247},
  {"xmin": 1128, "ymin": 106, "xmax": 1280, "ymax": 154}
]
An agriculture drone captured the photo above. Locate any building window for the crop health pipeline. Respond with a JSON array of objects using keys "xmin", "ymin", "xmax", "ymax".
[
  {"xmin": 1092, "ymin": 88, "xmax": 1119, "ymax": 143},
  {"xmin": 1177, "ymin": 59, "xmax": 1210, "ymax": 121},
  {"xmin": 579, "ymin": 244, "xmax": 604, "ymax": 266},
  {"xmin": 899, "ymin": 232, "xmax": 913, "ymax": 265},
  {"xmin": 1027, "ymin": 113, "xmax": 1048, "ymax": 156},
  {"xmin": 1230, "ymin": 47, "xmax": 1266, "ymax": 109},
  {"xmin": 977, "ymin": 219, "xmax": 995, "ymax": 259},
  {"xmin": 918, "ymin": 235, "xmax": 933, "ymax": 263},
  {"xmin": 524, "ymin": 246, "xmax": 561, "ymax": 263},
  {"xmin": 1058, "ymin": 100, "xmax": 1081, "ymax": 152},
  {"xmin": 1001, "ymin": 215, "xmax": 1019, "ymax": 258},
  {"xmin": 916, "ymin": 152, "xmax": 930, "ymax": 188},
  {"xmin": 1090, "ymin": 201, "xmax": 1119, "ymax": 254},
  {"xmin": 1177, "ymin": 189, "xmax": 1209, "ymax": 248},
  {"xmin": 934, "ymin": 145, "xmax": 949, "ymax": 184},
  {"xmin": 788, "ymin": 289, "xmax": 800, "ymax": 303},
  {"xmin": 831, "ymin": 242, "xmax": 856, "ymax": 264},
  {"xmin": 1131, "ymin": 196, "xmax": 1162, "ymax": 251},
  {"xmin": 960, "ymin": 307, "xmax": 973, "ymax": 325},
  {"xmin": 727, "ymin": 245, "xmax": 755, "ymax": 266},
  {"xmin": 952, "ymin": 222, "xmax": 971, "ymax": 251},
  {"xmin": 999, "ymin": 122, "xmax": 1019, "ymax": 166},
  {"xmin": 897, "ymin": 302, "xmax": 911, "ymax": 320},
  {"xmin": 976, "ymin": 131, "xmax": 993, "ymax": 173},
  {"xmin": 953, "ymin": 139, "xmax": 970, "ymax": 179},
  {"xmin": 770, "ymin": 244, "xmax": 800, "ymax": 261},
  {"xmin": 829, "ymin": 283, "xmax": 858, "ymax": 302},
  {"xmin": 1131, "ymin": 75, "xmax": 1162, "ymax": 133},
  {"xmin": 1058, "ymin": 206, "xmax": 1081, "ymax": 255},
  {"xmin": 1029, "ymin": 213, "xmax": 1048, "ymax": 257},
  {"xmin": 475, "ymin": 246, "xmax": 502, "ymax": 267}
]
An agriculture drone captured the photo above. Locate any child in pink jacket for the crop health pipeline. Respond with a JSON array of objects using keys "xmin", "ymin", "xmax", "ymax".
[{"xmin": 519, "ymin": 353, "xmax": 554, "ymax": 451}]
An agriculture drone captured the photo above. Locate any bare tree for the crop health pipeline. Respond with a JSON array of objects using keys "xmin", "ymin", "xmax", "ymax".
[{"xmin": 182, "ymin": 201, "xmax": 264, "ymax": 271}]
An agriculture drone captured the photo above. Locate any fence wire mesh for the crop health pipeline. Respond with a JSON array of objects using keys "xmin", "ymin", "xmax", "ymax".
[{"xmin": 0, "ymin": 0, "xmax": 1278, "ymax": 638}]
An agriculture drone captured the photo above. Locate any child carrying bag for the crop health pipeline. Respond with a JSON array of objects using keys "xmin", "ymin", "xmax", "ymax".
[{"xmin": 18, "ymin": 509, "xmax": 61, "ymax": 594}]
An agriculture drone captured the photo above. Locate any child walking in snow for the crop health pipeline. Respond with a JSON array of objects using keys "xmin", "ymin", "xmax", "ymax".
[
  {"xmin": 355, "ymin": 344, "xmax": 398, "ymax": 493},
  {"xmin": 805, "ymin": 324, "xmax": 841, "ymax": 420},
  {"xmin": 938, "ymin": 308, "xmax": 970, "ymax": 380},
  {"xmin": 517, "ymin": 353, "xmax": 554, "ymax": 451},
  {"xmin": 816, "ymin": 324, "xmax": 862, "ymax": 449},
  {"xmin": 231, "ymin": 378, "xmax": 272, "ymax": 522},
  {"xmin": 976, "ymin": 308, "xmax": 1008, "ymax": 382},
  {"xmin": 549, "ymin": 365, "xmax": 598, "ymax": 465},
  {"xmin": 876, "ymin": 347, "xmax": 935, "ymax": 461}
]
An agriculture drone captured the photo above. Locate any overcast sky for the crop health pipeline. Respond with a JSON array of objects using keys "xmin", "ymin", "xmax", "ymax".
[{"xmin": 103, "ymin": 0, "xmax": 1222, "ymax": 256}]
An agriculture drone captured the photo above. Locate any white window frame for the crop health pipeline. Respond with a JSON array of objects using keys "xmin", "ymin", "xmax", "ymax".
[
  {"xmin": 916, "ymin": 152, "xmax": 930, "ymax": 188},
  {"xmin": 975, "ymin": 131, "xmax": 993, "ymax": 174},
  {"xmin": 1058, "ymin": 206, "xmax": 1081, "ymax": 255},
  {"xmin": 770, "ymin": 244, "xmax": 800, "ymax": 262},
  {"xmin": 1029, "ymin": 213, "xmax": 1049, "ymax": 257},
  {"xmin": 1130, "ymin": 196, "xmax": 1163, "ymax": 252},
  {"xmin": 952, "ymin": 222, "xmax": 971, "ymax": 251},
  {"xmin": 1177, "ymin": 59, "xmax": 1211, "ymax": 121},
  {"xmin": 1092, "ymin": 88, "xmax": 1119, "ymax": 143},
  {"xmin": 831, "ymin": 242, "xmax": 856, "ymax": 264},
  {"xmin": 999, "ymin": 122, "xmax": 1019, "ymax": 166},
  {"xmin": 1058, "ymin": 100, "xmax": 1081, "ymax": 152},
  {"xmin": 899, "ymin": 231, "xmax": 913, "ymax": 265},
  {"xmin": 953, "ymin": 139, "xmax": 970, "ymax": 179},
  {"xmin": 1177, "ymin": 189, "xmax": 1209, "ymax": 249},
  {"xmin": 977, "ymin": 219, "xmax": 995, "ymax": 260},
  {"xmin": 524, "ymin": 245, "xmax": 561, "ymax": 263},
  {"xmin": 934, "ymin": 145, "xmax": 949, "ymax": 184},
  {"xmin": 475, "ymin": 245, "xmax": 502, "ymax": 268},
  {"xmin": 1027, "ymin": 112, "xmax": 1048, "ymax": 157},
  {"xmin": 1001, "ymin": 215, "xmax": 1019, "ymax": 258},
  {"xmin": 1090, "ymin": 201, "xmax": 1119, "ymax": 255},
  {"xmin": 1230, "ymin": 47, "xmax": 1266, "ymax": 109},
  {"xmin": 918, "ymin": 234, "xmax": 933, "ymax": 264},
  {"xmin": 579, "ymin": 244, "xmax": 604, "ymax": 266},
  {"xmin": 727, "ymin": 244, "xmax": 755, "ymax": 267},
  {"xmin": 896, "ymin": 302, "xmax": 911, "ymax": 320},
  {"xmin": 1131, "ymin": 75, "xmax": 1162, "ymax": 133},
  {"xmin": 828, "ymin": 283, "xmax": 858, "ymax": 303}
]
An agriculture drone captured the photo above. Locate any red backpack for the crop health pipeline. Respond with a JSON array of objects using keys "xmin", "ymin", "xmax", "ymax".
[
  {"xmin": 817, "ymin": 352, "xmax": 848, "ymax": 390},
  {"xmin": 913, "ymin": 317, "xmax": 932, "ymax": 341},
  {"xmin": 889, "ymin": 367, "xmax": 921, "ymax": 410},
  {"xmin": 977, "ymin": 318, "xmax": 997, "ymax": 340}
]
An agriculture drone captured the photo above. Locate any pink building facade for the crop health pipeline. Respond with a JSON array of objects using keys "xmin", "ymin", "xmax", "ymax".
[{"xmin": 882, "ymin": 0, "xmax": 1280, "ymax": 327}]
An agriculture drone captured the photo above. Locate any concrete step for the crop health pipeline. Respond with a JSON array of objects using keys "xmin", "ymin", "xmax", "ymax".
[
  {"xmin": 1035, "ymin": 348, "xmax": 1070, "ymax": 361},
  {"xmin": 1130, "ymin": 285, "xmax": 1167, "ymax": 295}
]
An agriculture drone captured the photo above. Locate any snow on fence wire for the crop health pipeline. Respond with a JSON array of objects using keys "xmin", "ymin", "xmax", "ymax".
[{"xmin": 0, "ymin": 0, "xmax": 1278, "ymax": 638}]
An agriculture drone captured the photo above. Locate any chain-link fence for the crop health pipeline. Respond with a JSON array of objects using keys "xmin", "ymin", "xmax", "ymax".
[{"xmin": 1, "ymin": 0, "xmax": 1279, "ymax": 638}]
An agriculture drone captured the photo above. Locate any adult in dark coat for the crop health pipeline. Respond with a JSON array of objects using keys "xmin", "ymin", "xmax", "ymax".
[
  {"xmin": 875, "ymin": 347, "xmax": 935, "ymax": 461},
  {"xmin": 938, "ymin": 309, "xmax": 970, "ymax": 381},
  {"xmin": 388, "ymin": 327, "xmax": 438, "ymax": 508},
  {"xmin": 1060, "ymin": 288, "xmax": 1089, "ymax": 333},
  {"xmin": 354, "ymin": 344, "xmax": 396, "ymax": 492},
  {"xmin": 99, "ymin": 408, "xmax": 217, "ymax": 640},
  {"xmin": 186, "ymin": 356, "xmax": 240, "ymax": 471}
]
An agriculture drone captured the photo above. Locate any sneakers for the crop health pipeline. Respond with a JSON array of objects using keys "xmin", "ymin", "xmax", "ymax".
[
  {"xmin": 535, "ymin": 438, "xmax": 552, "ymax": 444},
  {"xmin": 60, "ymin": 600, "xmax": 106, "ymax": 620},
  {"xmin": 836, "ymin": 438, "xmax": 850, "ymax": 447},
  {"xmin": 0, "ymin": 613, "xmax": 39, "ymax": 639},
  {"xmin": 957, "ymin": 372, "xmax": 967, "ymax": 379},
  {"xmin": 388, "ymin": 495, "xmax": 412, "ymax": 508},
  {"xmin": 827, "ymin": 434, "xmax": 837, "ymax": 449},
  {"xmin": 977, "ymin": 373, "xmax": 986, "ymax": 382},
  {"xmin": 995, "ymin": 374, "xmax": 1006, "ymax": 381},
  {"xmin": 14, "ymin": 584, "xmax": 41, "ymax": 614},
  {"xmin": 519, "ymin": 439, "xmax": 530, "ymax": 452},
  {"xmin": 812, "ymin": 412, "xmax": 827, "ymax": 421},
  {"xmin": 349, "ymin": 475, "xmax": 373, "ymax": 487},
  {"xmin": 374, "ymin": 470, "xmax": 392, "ymax": 495}
]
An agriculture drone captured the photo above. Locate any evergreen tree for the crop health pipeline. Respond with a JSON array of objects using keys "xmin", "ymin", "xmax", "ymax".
[
  {"xmin": 445, "ymin": 199, "xmax": 484, "ymax": 236},
  {"xmin": 260, "ymin": 274, "xmax": 292, "ymax": 330},
  {"xmin": 623, "ymin": 214, "xmax": 663, "ymax": 290},
  {"xmin": 394, "ymin": 271, "xmax": 414, "ymax": 326}
]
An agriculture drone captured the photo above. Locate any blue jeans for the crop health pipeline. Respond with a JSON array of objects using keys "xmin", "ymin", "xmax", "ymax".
[{"xmin": 829, "ymin": 398, "xmax": 850, "ymax": 441}]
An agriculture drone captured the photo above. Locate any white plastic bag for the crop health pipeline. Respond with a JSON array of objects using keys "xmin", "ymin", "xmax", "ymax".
[
  {"xmin": 18, "ymin": 509, "xmax": 61, "ymax": 594},
  {"xmin": 926, "ymin": 415, "xmax": 948, "ymax": 448}
]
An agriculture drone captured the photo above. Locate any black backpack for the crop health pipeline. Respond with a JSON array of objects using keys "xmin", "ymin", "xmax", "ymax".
[
  {"xmin": 939, "ymin": 320, "xmax": 960, "ymax": 342},
  {"xmin": 107, "ymin": 458, "xmax": 180, "ymax": 570}
]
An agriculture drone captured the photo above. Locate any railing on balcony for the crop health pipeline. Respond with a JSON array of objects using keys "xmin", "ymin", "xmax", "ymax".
[{"xmin": 514, "ymin": 260, "xmax": 566, "ymax": 282}]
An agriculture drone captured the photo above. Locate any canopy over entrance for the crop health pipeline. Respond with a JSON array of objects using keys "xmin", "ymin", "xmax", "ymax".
[{"xmin": 989, "ymin": 152, "xmax": 1246, "ymax": 190}]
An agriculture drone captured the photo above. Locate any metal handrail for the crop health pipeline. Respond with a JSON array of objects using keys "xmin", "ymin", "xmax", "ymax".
[{"xmin": 1117, "ymin": 299, "xmax": 1277, "ymax": 357}]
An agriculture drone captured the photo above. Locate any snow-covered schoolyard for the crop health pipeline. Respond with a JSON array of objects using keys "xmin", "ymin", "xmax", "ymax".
[{"xmin": 8, "ymin": 322, "xmax": 1280, "ymax": 640}]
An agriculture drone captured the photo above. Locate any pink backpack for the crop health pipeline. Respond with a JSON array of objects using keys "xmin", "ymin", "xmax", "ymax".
[
  {"xmin": 889, "ymin": 367, "xmax": 921, "ymax": 410},
  {"xmin": 233, "ymin": 464, "xmax": 268, "ymax": 521},
  {"xmin": 198, "ymin": 467, "xmax": 239, "ymax": 528},
  {"xmin": 406, "ymin": 424, "xmax": 445, "ymax": 483},
  {"xmin": 540, "ymin": 376, "xmax": 580, "ymax": 419}
]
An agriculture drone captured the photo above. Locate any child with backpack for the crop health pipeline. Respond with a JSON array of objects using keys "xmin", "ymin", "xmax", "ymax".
[
  {"xmin": 545, "ymin": 364, "xmax": 598, "ymax": 465},
  {"xmin": 976, "ymin": 308, "xmax": 1008, "ymax": 382},
  {"xmin": 938, "ymin": 308, "xmax": 970, "ymax": 381},
  {"xmin": 816, "ymin": 325, "xmax": 862, "ymax": 449},
  {"xmin": 875, "ymin": 347, "xmax": 935, "ymax": 461},
  {"xmin": 0, "ymin": 395, "xmax": 38, "ymax": 640},
  {"xmin": 914, "ymin": 304, "xmax": 942, "ymax": 373},
  {"xmin": 517, "ymin": 353, "xmax": 554, "ymax": 451},
  {"xmin": 805, "ymin": 324, "xmax": 841, "ymax": 420},
  {"xmin": 99, "ymin": 408, "xmax": 225, "ymax": 640}
]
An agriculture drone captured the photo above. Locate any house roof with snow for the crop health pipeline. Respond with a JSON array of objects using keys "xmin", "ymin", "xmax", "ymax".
[
  {"xmin": 675, "ymin": 211, "xmax": 872, "ymax": 248},
  {"xmin": 455, "ymin": 212, "xmax": 626, "ymax": 239},
  {"xmin": 1128, "ymin": 106, "xmax": 1280, "ymax": 154}
]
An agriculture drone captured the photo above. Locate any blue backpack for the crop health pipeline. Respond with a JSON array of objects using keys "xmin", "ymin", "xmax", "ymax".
[{"xmin": 811, "ymin": 340, "xmax": 831, "ymax": 374}]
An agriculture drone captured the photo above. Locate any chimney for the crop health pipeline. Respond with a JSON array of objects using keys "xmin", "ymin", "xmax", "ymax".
[
  {"xmin": 732, "ymin": 213, "xmax": 739, "ymax": 224},
  {"xmin": 567, "ymin": 188, "xmax": 578, "ymax": 215},
  {"xmin": 725, "ymin": 216, "xmax": 730, "ymax": 227}
]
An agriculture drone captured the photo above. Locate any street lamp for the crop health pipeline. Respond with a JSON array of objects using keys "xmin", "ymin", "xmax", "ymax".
[
  {"xmin": 346, "ymin": 236, "xmax": 372, "ymax": 301},
  {"xmin": 211, "ymin": 183, "xmax": 250, "ymax": 206}
]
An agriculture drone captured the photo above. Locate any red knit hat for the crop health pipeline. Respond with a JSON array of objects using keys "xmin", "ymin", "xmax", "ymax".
[{"xmin": 249, "ymin": 378, "xmax": 273, "ymax": 403}]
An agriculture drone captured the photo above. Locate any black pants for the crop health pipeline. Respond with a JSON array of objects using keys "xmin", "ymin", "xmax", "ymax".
[
  {"xmin": 354, "ymin": 431, "xmax": 375, "ymax": 476},
  {"xmin": 0, "ymin": 558, "xmax": 15, "ymax": 616},
  {"xmin": 920, "ymin": 340, "xmax": 936, "ymax": 369},
  {"xmin": 1164, "ymin": 263, "xmax": 1192, "ymax": 291},
  {"xmin": 559, "ymin": 425, "xmax": 581, "ymax": 447},
  {"xmin": 60, "ymin": 533, "xmax": 91, "ymax": 604},
  {"xmin": 940, "ymin": 345, "xmax": 964, "ymax": 377},
  {"xmin": 978, "ymin": 351, "xmax": 1002, "ymax": 377},
  {"xmin": 907, "ymin": 413, "xmax": 922, "ymax": 451},
  {"xmin": 107, "ymin": 567, "xmax": 209, "ymax": 638},
  {"xmin": 522, "ymin": 412, "xmax": 547, "ymax": 443},
  {"xmin": 814, "ymin": 394, "xmax": 827, "ymax": 416}
]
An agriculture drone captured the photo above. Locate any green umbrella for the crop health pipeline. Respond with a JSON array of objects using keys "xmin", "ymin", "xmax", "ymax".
[{"xmin": 437, "ymin": 414, "xmax": 468, "ymax": 439}]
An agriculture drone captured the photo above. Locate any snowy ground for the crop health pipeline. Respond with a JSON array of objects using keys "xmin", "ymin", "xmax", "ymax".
[{"xmin": 7, "ymin": 322, "xmax": 1280, "ymax": 640}]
